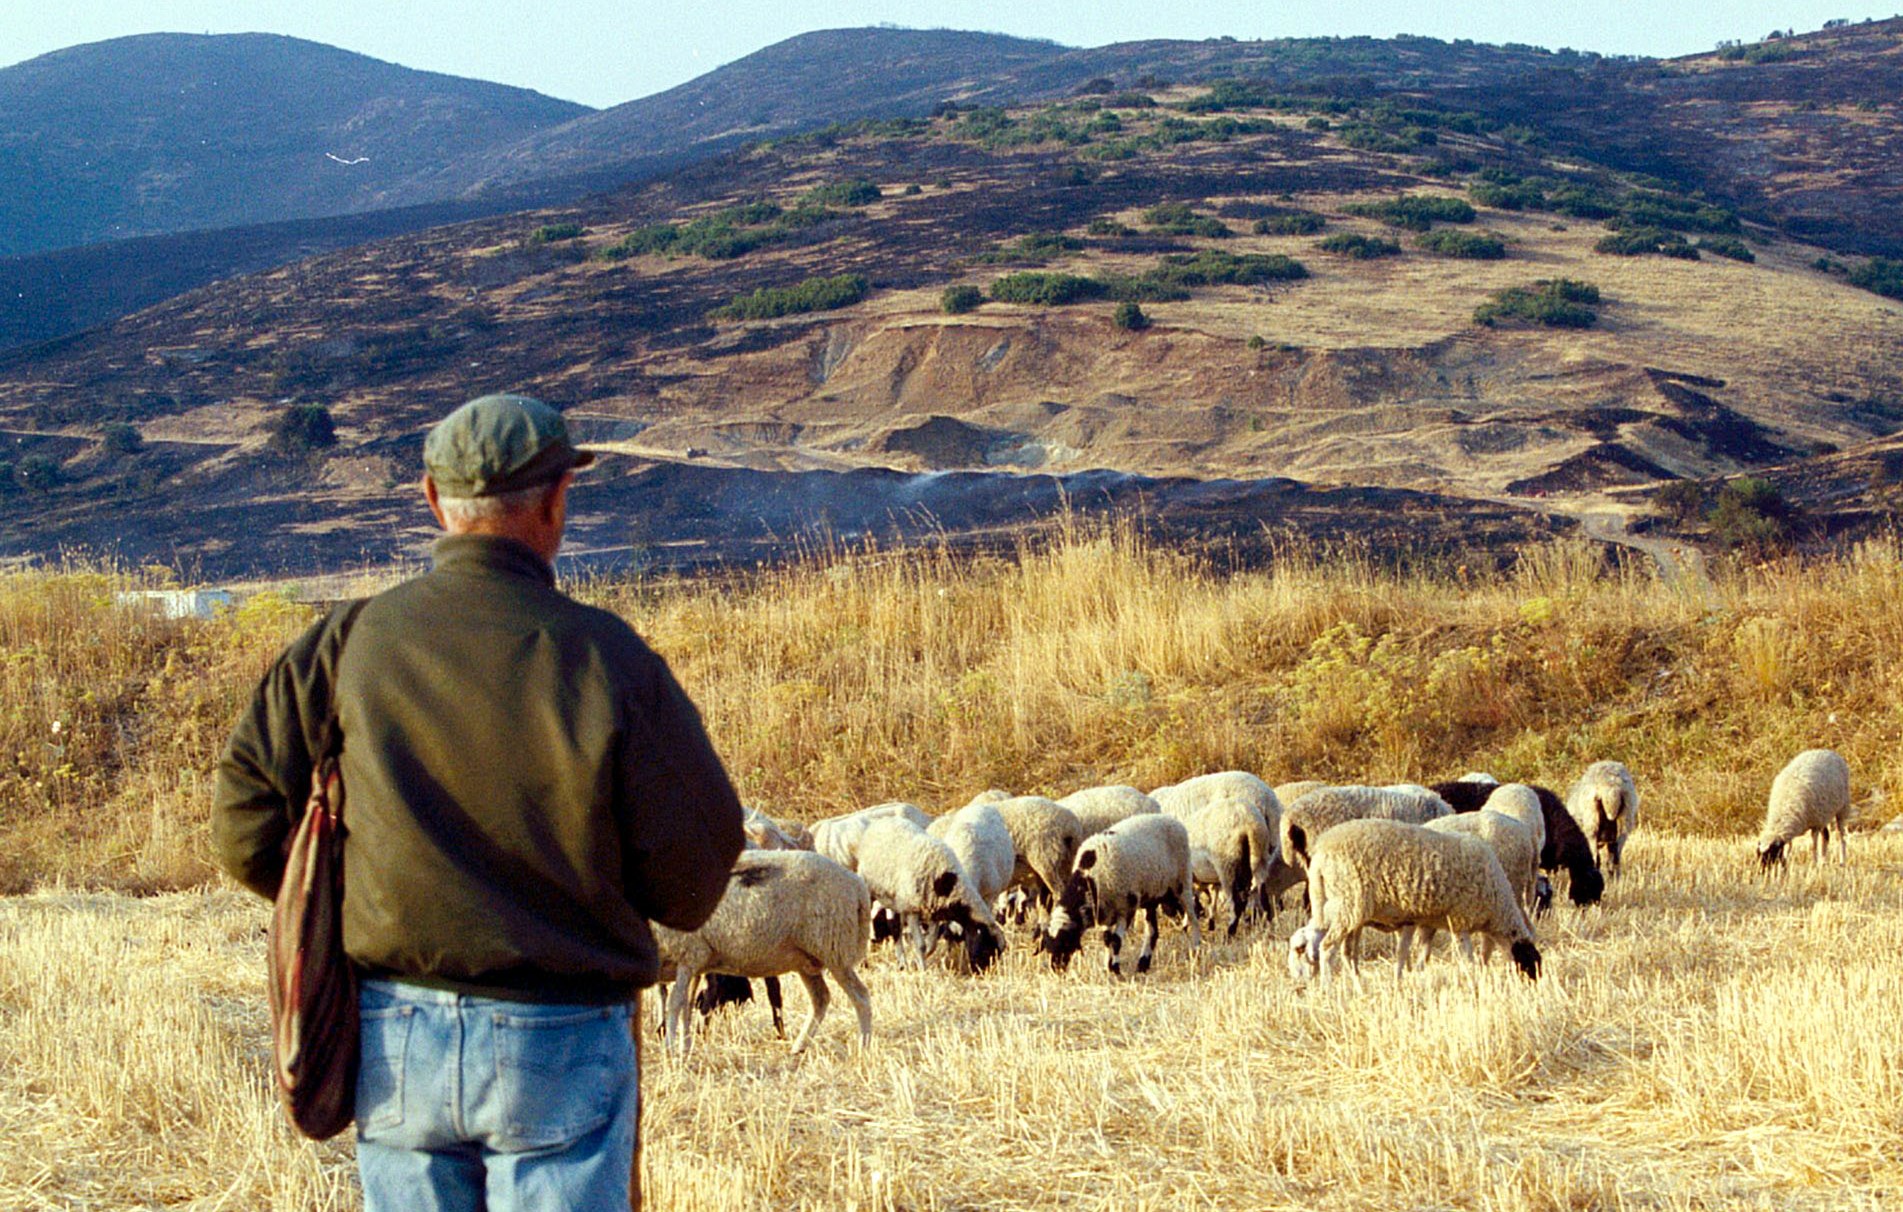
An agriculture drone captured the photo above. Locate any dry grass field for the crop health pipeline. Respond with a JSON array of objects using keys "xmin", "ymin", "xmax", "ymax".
[
  {"xmin": 6, "ymin": 527, "xmax": 1903, "ymax": 1207},
  {"xmin": 5, "ymin": 831, "xmax": 1903, "ymax": 1210}
]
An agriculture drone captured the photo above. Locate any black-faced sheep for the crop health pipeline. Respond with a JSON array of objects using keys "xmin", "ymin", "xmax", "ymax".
[
  {"xmin": 1038, "ymin": 813, "xmax": 1202, "ymax": 975},
  {"xmin": 811, "ymin": 801, "xmax": 932, "ymax": 872},
  {"xmin": 1279, "ymin": 785, "xmax": 1452, "ymax": 870},
  {"xmin": 1290, "ymin": 818, "xmax": 1541, "ymax": 983},
  {"xmin": 857, "ymin": 817, "xmax": 1007, "ymax": 973},
  {"xmin": 983, "ymin": 796, "xmax": 1084, "ymax": 922},
  {"xmin": 1757, "ymin": 748, "xmax": 1852, "ymax": 870},
  {"xmin": 655, "ymin": 850, "xmax": 873, "ymax": 1056}
]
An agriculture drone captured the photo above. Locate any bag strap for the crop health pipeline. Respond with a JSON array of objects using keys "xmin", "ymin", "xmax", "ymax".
[{"xmin": 314, "ymin": 599, "xmax": 371, "ymax": 772}]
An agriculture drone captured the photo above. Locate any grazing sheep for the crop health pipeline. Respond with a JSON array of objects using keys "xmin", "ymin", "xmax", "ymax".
[
  {"xmin": 1039, "ymin": 813, "xmax": 1202, "ymax": 975},
  {"xmin": 927, "ymin": 801, "xmax": 1017, "ymax": 902},
  {"xmin": 1567, "ymin": 761, "xmax": 1640, "ymax": 874},
  {"xmin": 1290, "ymin": 818, "xmax": 1541, "ymax": 983},
  {"xmin": 983, "ymin": 796, "xmax": 1084, "ymax": 921},
  {"xmin": 1151, "ymin": 771, "xmax": 1282, "ymax": 833},
  {"xmin": 1153, "ymin": 772, "xmax": 1283, "ymax": 929},
  {"xmin": 1478, "ymin": 785, "xmax": 1547, "ymax": 856},
  {"xmin": 857, "ymin": 817, "xmax": 1007, "ymax": 973},
  {"xmin": 1425, "ymin": 811, "xmax": 1541, "ymax": 920},
  {"xmin": 1529, "ymin": 785, "xmax": 1606, "ymax": 907},
  {"xmin": 1273, "ymin": 780, "xmax": 1328, "ymax": 808},
  {"xmin": 1429, "ymin": 779, "xmax": 1497, "ymax": 814},
  {"xmin": 811, "ymin": 801, "xmax": 932, "ymax": 872},
  {"xmin": 695, "ymin": 810, "xmax": 809, "ymax": 1038},
  {"xmin": 1757, "ymin": 748, "xmax": 1853, "ymax": 870},
  {"xmin": 655, "ymin": 850, "xmax": 873, "ymax": 1056},
  {"xmin": 743, "ymin": 807, "xmax": 812, "ymax": 852},
  {"xmin": 1057, "ymin": 785, "xmax": 1161, "ymax": 838},
  {"xmin": 1279, "ymin": 785, "xmax": 1452, "ymax": 870}
]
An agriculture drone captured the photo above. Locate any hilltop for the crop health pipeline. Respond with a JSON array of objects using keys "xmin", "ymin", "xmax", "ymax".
[{"xmin": 0, "ymin": 22, "xmax": 1899, "ymax": 576}]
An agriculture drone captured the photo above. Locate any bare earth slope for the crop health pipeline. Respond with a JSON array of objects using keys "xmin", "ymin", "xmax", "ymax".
[{"xmin": 0, "ymin": 37, "xmax": 1898, "ymax": 577}]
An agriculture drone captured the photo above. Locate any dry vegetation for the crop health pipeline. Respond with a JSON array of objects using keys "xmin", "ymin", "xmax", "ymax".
[{"xmin": 6, "ymin": 528, "xmax": 1903, "ymax": 1207}]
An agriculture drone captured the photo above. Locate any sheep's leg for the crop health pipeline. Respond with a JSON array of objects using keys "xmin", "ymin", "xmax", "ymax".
[
  {"xmin": 1457, "ymin": 934, "xmax": 1479, "ymax": 965},
  {"xmin": 1414, "ymin": 926, "xmax": 1437, "ymax": 969},
  {"xmin": 1837, "ymin": 819, "xmax": 1850, "ymax": 865},
  {"xmin": 1183, "ymin": 876, "xmax": 1203, "ymax": 951},
  {"xmin": 790, "ymin": 973, "xmax": 829, "ymax": 1054},
  {"xmin": 765, "ymin": 976, "xmax": 785, "ymax": 1039},
  {"xmin": 832, "ymin": 965, "xmax": 873, "ymax": 1047},
  {"xmin": 1136, "ymin": 903, "xmax": 1160, "ymax": 974},
  {"xmin": 1103, "ymin": 916, "xmax": 1127, "ymax": 976},
  {"xmin": 664, "ymin": 966, "xmax": 696, "ymax": 1058},
  {"xmin": 1394, "ymin": 926, "xmax": 1413, "ymax": 978},
  {"xmin": 903, "ymin": 914, "xmax": 930, "ymax": 968}
]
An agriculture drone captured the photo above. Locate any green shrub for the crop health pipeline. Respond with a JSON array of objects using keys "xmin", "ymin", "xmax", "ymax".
[
  {"xmin": 1246, "ymin": 334, "xmax": 1267, "ymax": 350},
  {"xmin": 1697, "ymin": 235, "xmax": 1756, "ymax": 263},
  {"xmin": 101, "ymin": 423, "xmax": 143, "ymax": 455},
  {"xmin": 1343, "ymin": 195, "xmax": 1475, "ymax": 231},
  {"xmin": 527, "ymin": 222, "xmax": 586, "ymax": 245},
  {"xmin": 973, "ymin": 232, "xmax": 1085, "ymax": 265},
  {"xmin": 1112, "ymin": 301, "xmax": 1150, "ymax": 330},
  {"xmin": 1141, "ymin": 202, "xmax": 1230, "ymax": 238},
  {"xmin": 600, "ymin": 225, "xmax": 681, "ymax": 260},
  {"xmin": 1253, "ymin": 209, "xmax": 1325, "ymax": 235},
  {"xmin": 1614, "ymin": 194, "xmax": 1740, "ymax": 234},
  {"xmin": 715, "ymin": 274, "xmax": 870, "ymax": 320},
  {"xmin": 1548, "ymin": 186, "xmax": 1619, "ymax": 220},
  {"xmin": 270, "ymin": 404, "xmax": 338, "ymax": 454},
  {"xmin": 1319, "ymin": 233, "xmax": 1402, "ymax": 259},
  {"xmin": 13, "ymin": 455, "xmax": 59, "ymax": 492},
  {"xmin": 1467, "ymin": 181, "xmax": 1545, "ymax": 210},
  {"xmin": 1848, "ymin": 257, "xmax": 1903, "ymax": 301},
  {"xmin": 1305, "ymin": 116, "xmax": 1331, "ymax": 131},
  {"xmin": 1416, "ymin": 230, "xmax": 1507, "ymax": 259},
  {"xmin": 1595, "ymin": 227, "xmax": 1699, "ymax": 259},
  {"xmin": 1336, "ymin": 122, "xmax": 1434, "ymax": 153},
  {"xmin": 941, "ymin": 285, "xmax": 984, "ymax": 314},
  {"xmin": 988, "ymin": 272, "xmax": 1108, "ymax": 306},
  {"xmin": 1654, "ymin": 479, "xmax": 1707, "ymax": 524},
  {"xmin": 1474, "ymin": 279, "xmax": 1601, "ymax": 328},
  {"xmin": 1148, "ymin": 250, "xmax": 1307, "ymax": 287},
  {"xmin": 1087, "ymin": 217, "xmax": 1135, "ymax": 237},
  {"xmin": 800, "ymin": 179, "xmax": 882, "ymax": 207},
  {"xmin": 1708, "ymin": 476, "xmax": 1795, "ymax": 550}
]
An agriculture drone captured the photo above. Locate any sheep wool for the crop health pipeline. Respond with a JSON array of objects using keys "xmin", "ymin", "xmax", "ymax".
[
  {"xmin": 1293, "ymin": 818, "xmax": 1540, "ymax": 983},
  {"xmin": 1529, "ymin": 784, "xmax": 1605, "ymax": 907},
  {"xmin": 1039, "ymin": 813, "xmax": 1202, "ymax": 975},
  {"xmin": 1280, "ymin": 784, "xmax": 1452, "ymax": 870},
  {"xmin": 811, "ymin": 801, "xmax": 932, "ymax": 872},
  {"xmin": 1757, "ymin": 748, "xmax": 1852, "ymax": 870},
  {"xmin": 1566, "ymin": 761, "xmax": 1640, "ymax": 874},
  {"xmin": 1057, "ymin": 785, "xmax": 1161, "ymax": 837},
  {"xmin": 653, "ymin": 850, "xmax": 873, "ymax": 1056},
  {"xmin": 1425, "ymin": 810, "xmax": 1541, "ymax": 918},
  {"xmin": 927, "ymin": 801, "xmax": 1018, "ymax": 903},
  {"xmin": 984, "ymin": 795, "xmax": 1084, "ymax": 912},
  {"xmin": 1480, "ymin": 784, "xmax": 1547, "ymax": 856},
  {"xmin": 857, "ymin": 817, "xmax": 1007, "ymax": 973}
]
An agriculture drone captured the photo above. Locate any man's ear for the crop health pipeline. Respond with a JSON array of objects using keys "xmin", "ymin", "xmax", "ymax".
[
  {"xmin": 423, "ymin": 475, "xmax": 448, "ymax": 529},
  {"xmin": 541, "ymin": 471, "xmax": 575, "ymax": 527}
]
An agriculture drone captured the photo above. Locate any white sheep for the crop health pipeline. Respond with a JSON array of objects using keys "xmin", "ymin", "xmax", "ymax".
[
  {"xmin": 1757, "ymin": 748, "xmax": 1852, "ymax": 870},
  {"xmin": 742, "ymin": 807, "xmax": 812, "ymax": 851},
  {"xmin": 1290, "ymin": 818, "xmax": 1541, "ymax": 983},
  {"xmin": 811, "ymin": 800, "xmax": 932, "ymax": 872},
  {"xmin": 654, "ymin": 850, "xmax": 872, "ymax": 1056},
  {"xmin": 1478, "ymin": 784, "xmax": 1546, "ymax": 856},
  {"xmin": 857, "ymin": 817, "xmax": 1007, "ymax": 972},
  {"xmin": 1273, "ymin": 780, "xmax": 1328, "ymax": 807},
  {"xmin": 927, "ymin": 801, "xmax": 1017, "ymax": 903},
  {"xmin": 1566, "ymin": 761, "xmax": 1640, "ymax": 874},
  {"xmin": 1038, "ymin": 813, "xmax": 1202, "ymax": 975},
  {"xmin": 696, "ymin": 807, "xmax": 813, "ymax": 1037},
  {"xmin": 1279, "ymin": 784, "xmax": 1452, "ymax": 870},
  {"xmin": 983, "ymin": 795, "xmax": 1084, "ymax": 921},
  {"xmin": 1152, "ymin": 771, "xmax": 1283, "ymax": 929},
  {"xmin": 1056, "ymin": 785, "xmax": 1161, "ymax": 837},
  {"xmin": 1425, "ymin": 810, "xmax": 1541, "ymax": 920}
]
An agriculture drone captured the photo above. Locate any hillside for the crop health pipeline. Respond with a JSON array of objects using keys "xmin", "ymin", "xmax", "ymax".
[
  {"xmin": 0, "ymin": 33, "xmax": 590, "ymax": 257},
  {"xmin": 2, "ymin": 69, "xmax": 1900, "ymax": 577}
]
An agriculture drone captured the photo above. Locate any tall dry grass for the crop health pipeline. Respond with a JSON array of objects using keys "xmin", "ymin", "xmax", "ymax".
[
  {"xmin": 5, "ymin": 833, "xmax": 1903, "ymax": 1209},
  {"xmin": 5, "ymin": 527, "xmax": 1903, "ymax": 893}
]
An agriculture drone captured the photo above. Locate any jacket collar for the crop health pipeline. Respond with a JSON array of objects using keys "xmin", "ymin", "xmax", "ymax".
[{"xmin": 430, "ymin": 534, "xmax": 557, "ymax": 588}]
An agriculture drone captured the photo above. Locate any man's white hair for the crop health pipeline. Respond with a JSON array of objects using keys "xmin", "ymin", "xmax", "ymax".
[{"xmin": 437, "ymin": 481, "xmax": 555, "ymax": 527}]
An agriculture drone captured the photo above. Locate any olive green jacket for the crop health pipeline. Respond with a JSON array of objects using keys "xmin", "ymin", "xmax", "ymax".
[{"xmin": 212, "ymin": 535, "xmax": 745, "ymax": 1001}]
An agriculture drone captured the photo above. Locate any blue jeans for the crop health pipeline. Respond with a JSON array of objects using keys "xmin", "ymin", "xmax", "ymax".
[{"xmin": 355, "ymin": 979, "xmax": 640, "ymax": 1212}]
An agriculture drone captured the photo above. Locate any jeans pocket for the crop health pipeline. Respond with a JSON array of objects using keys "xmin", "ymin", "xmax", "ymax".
[
  {"xmin": 490, "ymin": 1005, "xmax": 631, "ymax": 1151},
  {"xmin": 356, "ymin": 1005, "xmax": 414, "ymax": 1133}
]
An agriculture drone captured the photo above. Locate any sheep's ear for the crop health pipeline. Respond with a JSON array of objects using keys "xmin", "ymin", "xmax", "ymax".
[{"xmin": 932, "ymin": 870, "xmax": 959, "ymax": 899}]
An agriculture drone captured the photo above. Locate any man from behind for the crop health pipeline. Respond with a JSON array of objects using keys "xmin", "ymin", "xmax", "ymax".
[{"xmin": 213, "ymin": 393, "xmax": 745, "ymax": 1210}]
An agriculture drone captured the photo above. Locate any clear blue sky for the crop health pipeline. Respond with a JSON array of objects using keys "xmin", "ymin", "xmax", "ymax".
[{"xmin": 2, "ymin": 1, "xmax": 1896, "ymax": 108}]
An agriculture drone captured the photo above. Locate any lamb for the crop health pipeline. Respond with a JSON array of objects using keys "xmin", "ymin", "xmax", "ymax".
[
  {"xmin": 981, "ymin": 795, "xmax": 1084, "ymax": 921},
  {"xmin": 654, "ymin": 849, "xmax": 873, "ymax": 1056},
  {"xmin": 1757, "ymin": 748, "xmax": 1852, "ymax": 870},
  {"xmin": 1038, "ymin": 813, "xmax": 1202, "ymax": 975},
  {"xmin": 810, "ymin": 801, "xmax": 932, "ymax": 872},
  {"xmin": 1566, "ymin": 761, "xmax": 1640, "ymax": 874},
  {"xmin": 1279, "ymin": 784, "xmax": 1452, "ymax": 870},
  {"xmin": 1289, "ymin": 818, "xmax": 1541, "ymax": 983},
  {"xmin": 1057, "ymin": 785, "xmax": 1161, "ymax": 838},
  {"xmin": 856, "ymin": 817, "xmax": 1007, "ymax": 973}
]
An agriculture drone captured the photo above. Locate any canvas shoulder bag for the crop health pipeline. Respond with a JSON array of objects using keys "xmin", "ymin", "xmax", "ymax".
[{"xmin": 267, "ymin": 600, "xmax": 365, "ymax": 1141}]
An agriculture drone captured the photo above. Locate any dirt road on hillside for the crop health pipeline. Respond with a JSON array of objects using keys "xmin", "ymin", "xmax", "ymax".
[{"xmin": 1573, "ymin": 505, "xmax": 1715, "ymax": 605}]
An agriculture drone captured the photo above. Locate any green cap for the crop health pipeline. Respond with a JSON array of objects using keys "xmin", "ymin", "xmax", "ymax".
[{"xmin": 423, "ymin": 393, "xmax": 595, "ymax": 498}]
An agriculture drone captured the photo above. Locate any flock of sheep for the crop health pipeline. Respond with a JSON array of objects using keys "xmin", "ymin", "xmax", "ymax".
[{"xmin": 652, "ymin": 747, "xmax": 1857, "ymax": 1054}]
